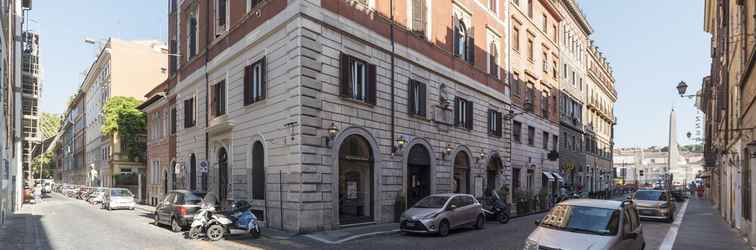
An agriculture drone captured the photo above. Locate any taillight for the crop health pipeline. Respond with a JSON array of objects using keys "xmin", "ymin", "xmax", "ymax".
[{"xmin": 178, "ymin": 207, "xmax": 188, "ymax": 216}]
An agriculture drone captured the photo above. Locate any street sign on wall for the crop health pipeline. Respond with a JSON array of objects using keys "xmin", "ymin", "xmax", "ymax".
[{"xmin": 199, "ymin": 160, "xmax": 208, "ymax": 173}]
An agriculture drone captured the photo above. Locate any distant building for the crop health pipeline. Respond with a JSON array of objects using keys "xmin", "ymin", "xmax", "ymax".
[
  {"xmin": 21, "ymin": 32, "xmax": 42, "ymax": 181},
  {"xmin": 613, "ymin": 147, "xmax": 702, "ymax": 188}
]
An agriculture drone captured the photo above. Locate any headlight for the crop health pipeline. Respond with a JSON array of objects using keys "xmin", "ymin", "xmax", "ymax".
[
  {"xmin": 524, "ymin": 239, "xmax": 539, "ymax": 250},
  {"xmin": 658, "ymin": 203, "xmax": 669, "ymax": 209}
]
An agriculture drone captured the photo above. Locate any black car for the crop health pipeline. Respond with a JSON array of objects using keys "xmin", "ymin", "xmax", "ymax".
[
  {"xmin": 670, "ymin": 190, "xmax": 688, "ymax": 202},
  {"xmin": 154, "ymin": 190, "xmax": 206, "ymax": 232}
]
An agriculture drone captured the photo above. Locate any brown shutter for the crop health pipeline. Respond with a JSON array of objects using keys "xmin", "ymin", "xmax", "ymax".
[
  {"xmin": 419, "ymin": 0, "xmax": 427, "ymax": 33},
  {"xmin": 407, "ymin": 79, "xmax": 415, "ymax": 114},
  {"xmin": 454, "ymin": 97, "xmax": 460, "ymax": 126},
  {"xmin": 243, "ymin": 65, "xmax": 251, "ymax": 105},
  {"xmin": 496, "ymin": 111, "xmax": 502, "ymax": 136},
  {"xmin": 367, "ymin": 63, "xmax": 377, "ymax": 105},
  {"xmin": 466, "ymin": 28, "xmax": 475, "ymax": 64},
  {"xmin": 340, "ymin": 53, "xmax": 352, "ymax": 97},
  {"xmin": 466, "ymin": 101, "xmax": 473, "ymax": 130},
  {"xmin": 419, "ymin": 82, "xmax": 427, "ymax": 116},
  {"xmin": 453, "ymin": 25, "xmax": 461, "ymax": 56},
  {"xmin": 259, "ymin": 57, "xmax": 267, "ymax": 101},
  {"xmin": 412, "ymin": 0, "xmax": 421, "ymax": 32}
]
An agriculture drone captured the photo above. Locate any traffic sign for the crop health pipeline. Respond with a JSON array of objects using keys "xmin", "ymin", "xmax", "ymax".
[{"xmin": 200, "ymin": 160, "xmax": 209, "ymax": 173}]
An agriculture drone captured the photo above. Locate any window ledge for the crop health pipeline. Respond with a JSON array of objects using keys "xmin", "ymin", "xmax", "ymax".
[
  {"xmin": 408, "ymin": 113, "xmax": 429, "ymax": 121},
  {"xmin": 243, "ymin": 98, "xmax": 268, "ymax": 110},
  {"xmin": 339, "ymin": 96, "xmax": 375, "ymax": 108}
]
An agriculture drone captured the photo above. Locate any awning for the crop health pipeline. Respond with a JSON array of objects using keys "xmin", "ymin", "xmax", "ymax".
[
  {"xmin": 552, "ymin": 172, "xmax": 565, "ymax": 182},
  {"xmin": 542, "ymin": 172, "xmax": 555, "ymax": 181}
]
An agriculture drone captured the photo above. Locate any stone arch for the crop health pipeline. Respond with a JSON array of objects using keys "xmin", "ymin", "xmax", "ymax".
[
  {"xmin": 450, "ymin": 145, "xmax": 473, "ymax": 194},
  {"xmin": 401, "ymin": 137, "xmax": 435, "ymax": 207},
  {"xmin": 331, "ymin": 126, "xmax": 382, "ymax": 226}
]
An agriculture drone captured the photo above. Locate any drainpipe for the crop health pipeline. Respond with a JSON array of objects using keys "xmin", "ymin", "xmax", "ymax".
[
  {"xmin": 504, "ymin": 0, "xmax": 513, "ymax": 205},
  {"xmin": 203, "ymin": 0, "xmax": 210, "ymax": 197},
  {"xmin": 390, "ymin": 0, "xmax": 402, "ymax": 212}
]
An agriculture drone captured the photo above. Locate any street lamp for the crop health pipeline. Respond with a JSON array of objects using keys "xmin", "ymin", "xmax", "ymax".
[{"xmin": 676, "ymin": 81, "xmax": 700, "ymax": 99}]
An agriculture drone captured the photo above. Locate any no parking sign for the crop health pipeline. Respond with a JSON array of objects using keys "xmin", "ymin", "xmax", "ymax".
[{"xmin": 199, "ymin": 160, "xmax": 209, "ymax": 173}]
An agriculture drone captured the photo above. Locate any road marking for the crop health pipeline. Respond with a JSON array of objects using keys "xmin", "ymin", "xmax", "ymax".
[
  {"xmin": 659, "ymin": 200, "xmax": 689, "ymax": 250},
  {"xmin": 303, "ymin": 229, "xmax": 400, "ymax": 244}
]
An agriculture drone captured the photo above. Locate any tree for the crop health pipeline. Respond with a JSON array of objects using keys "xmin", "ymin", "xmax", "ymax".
[
  {"xmin": 31, "ymin": 151, "xmax": 55, "ymax": 179},
  {"xmin": 38, "ymin": 112, "xmax": 62, "ymax": 140},
  {"xmin": 101, "ymin": 96, "xmax": 146, "ymax": 161}
]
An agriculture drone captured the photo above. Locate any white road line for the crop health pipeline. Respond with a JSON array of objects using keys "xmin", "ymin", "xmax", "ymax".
[
  {"xmin": 659, "ymin": 200, "xmax": 689, "ymax": 250},
  {"xmin": 303, "ymin": 229, "xmax": 400, "ymax": 244}
]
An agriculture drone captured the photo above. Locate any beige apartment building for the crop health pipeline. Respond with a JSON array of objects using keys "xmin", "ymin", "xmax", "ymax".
[
  {"xmin": 584, "ymin": 43, "xmax": 615, "ymax": 194},
  {"xmin": 73, "ymin": 38, "xmax": 167, "ymax": 200},
  {"xmin": 508, "ymin": 0, "xmax": 562, "ymax": 202}
]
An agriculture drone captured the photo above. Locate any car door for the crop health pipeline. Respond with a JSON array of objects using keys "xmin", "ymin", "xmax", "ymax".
[
  {"xmin": 460, "ymin": 196, "xmax": 477, "ymax": 225},
  {"xmin": 447, "ymin": 196, "xmax": 464, "ymax": 228},
  {"xmin": 159, "ymin": 193, "xmax": 175, "ymax": 224}
]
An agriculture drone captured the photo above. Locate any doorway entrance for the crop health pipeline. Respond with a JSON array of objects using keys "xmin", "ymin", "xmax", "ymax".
[
  {"xmin": 486, "ymin": 156, "xmax": 502, "ymax": 194},
  {"xmin": 453, "ymin": 151, "xmax": 470, "ymax": 194},
  {"xmin": 218, "ymin": 147, "xmax": 229, "ymax": 204},
  {"xmin": 407, "ymin": 144, "xmax": 431, "ymax": 207},
  {"xmin": 338, "ymin": 135, "xmax": 374, "ymax": 225}
]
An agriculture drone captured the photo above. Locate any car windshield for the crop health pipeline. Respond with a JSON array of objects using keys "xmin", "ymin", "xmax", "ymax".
[
  {"xmin": 413, "ymin": 196, "xmax": 450, "ymax": 208},
  {"xmin": 635, "ymin": 191, "xmax": 665, "ymax": 201},
  {"xmin": 540, "ymin": 205, "xmax": 619, "ymax": 236},
  {"xmin": 111, "ymin": 189, "xmax": 132, "ymax": 197},
  {"xmin": 183, "ymin": 192, "xmax": 205, "ymax": 205}
]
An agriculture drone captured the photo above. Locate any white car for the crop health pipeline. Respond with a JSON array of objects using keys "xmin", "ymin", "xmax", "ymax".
[{"xmin": 104, "ymin": 188, "xmax": 136, "ymax": 210}]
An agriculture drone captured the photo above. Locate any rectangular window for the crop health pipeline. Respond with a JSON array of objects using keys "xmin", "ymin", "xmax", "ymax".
[
  {"xmin": 454, "ymin": 97, "xmax": 473, "ymax": 130},
  {"xmin": 527, "ymin": 0, "xmax": 533, "ymax": 18},
  {"xmin": 512, "ymin": 26, "xmax": 520, "ymax": 52},
  {"xmin": 410, "ymin": 0, "xmax": 427, "ymax": 35},
  {"xmin": 407, "ymin": 79, "xmax": 427, "ymax": 117},
  {"xmin": 215, "ymin": 0, "xmax": 228, "ymax": 36},
  {"xmin": 170, "ymin": 107, "xmax": 177, "ymax": 134},
  {"xmin": 340, "ymin": 53, "xmax": 376, "ymax": 104},
  {"xmin": 488, "ymin": 109, "xmax": 502, "ymax": 137},
  {"xmin": 525, "ymin": 84, "xmax": 535, "ymax": 109},
  {"xmin": 527, "ymin": 38, "xmax": 534, "ymax": 62},
  {"xmin": 552, "ymin": 135, "xmax": 558, "ymax": 151},
  {"xmin": 244, "ymin": 57, "xmax": 267, "ymax": 105},
  {"xmin": 187, "ymin": 8, "xmax": 198, "ymax": 59},
  {"xmin": 169, "ymin": 39, "xmax": 177, "ymax": 76},
  {"xmin": 552, "ymin": 61, "xmax": 558, "ymax": 79},
  {"xmin": 542, "ymin": 131, "xmax": 549, "ymax": 150},
  {"xmin": 527, "ymin": 169, "xmax": 534, "ymax": 191},
  {"xmin": 512, "ymin": 168, "xmax": 521, "ymax": 190},
  {"xmin": 542, "ymin": 52, "xmax": 548, "ymax": 73},
  {"xmin": 212, "ymin": 80, "xmax": 226, "ymax": 116},
  {"xmin": 527, "ymin": 126, "xmax": 535, "ymax": 146},
  {"xmin": 489, "ymin": 0, "xmax": 497, "ymax": 13},
  {"xmin": 552, "ymin": 24, "xmax": 557, "ymax": 41},
  {"xmin": 489, "ymin": 40, "xmax": 499, "ymax": 78},
  {"xmin": 512, "ymin": 74, "xmax": 521, "ymax": 96},
  {"xmin": 247, "ymin": 0, "xmax": 263, "ymax": 12},
  {"xmin": 563, "ymin": 64, "xmax": 568, "ymax": 79},
  {"xmin": 184, "ymin": 98, "xmax": 195, "ymax": 128},
  {"xmin": 542, "ymin": 91, "xmax": 549, "ymax": 118},
  {"xmin": 542, "ymin": 14, "xmax": 547, "ymax": 31},
  {"xmin": 513, "ymin": 121, "xmax": 522, "ymax": 143}
]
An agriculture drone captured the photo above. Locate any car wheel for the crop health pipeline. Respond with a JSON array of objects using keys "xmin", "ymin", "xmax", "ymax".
[
  {"xmin": 474, "ymin": 215, "xmax": 485, "ymax": 229},
  {"xmin": 207, "ymin": 224, "xmax": 225, "ymax": 241},
  {"xmin": 438, "ymin": 220, "xmax": 450, "ymax": 237},
  {"xmin": 154, "ymin": 213, "xmax": 160, "ymax": 226},
  {"xmin": 497, "ymin": 212, "xmax": 510, "ymax": 224},
  {"xmin": 641, "ymin": 242, "xmax": 646, "ymax": 250},
  {"xmin": 171, "ymin": 217, "xmax": 183, "ymax": 232}
]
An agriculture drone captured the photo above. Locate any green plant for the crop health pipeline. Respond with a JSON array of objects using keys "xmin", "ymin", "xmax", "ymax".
[
  {"xmin": 31, "ymin": 151, "xmax": 55, "ymax": 179},
  {"xmin": 101, "ymin": 96, "xmax": 146, "ymax": 161}
]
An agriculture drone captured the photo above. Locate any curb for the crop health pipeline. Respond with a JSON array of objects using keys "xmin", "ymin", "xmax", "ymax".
[{"xmin": 303, "ymin": 229, "xmax": 400, "ymax": 244}]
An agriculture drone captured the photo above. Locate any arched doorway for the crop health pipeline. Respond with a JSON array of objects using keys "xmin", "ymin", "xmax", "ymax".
[
  {"xmin": 453, "ymin": 151, "xmax": 470, "ymax": 194},
  {"xmin": 252, "ymin": 141, "xmax": 265, "ymax": 200},
  {"xmin": 218, "ymin": 147, "xmax": 229, "ymax": 203},
  {"xmin": 189, "ymin": 154, "xmax": 197, "ymax": 191},
  {"xmin": 486, "ymin": 156, "xmax": 502, "ymax": 194},
  {"xmin": 407, "ymin": 144, "xmax": 431, "ymax": 207},
  {"xmin": 338, "ymin": 135, "xmax": 374, "ymax": 225}
]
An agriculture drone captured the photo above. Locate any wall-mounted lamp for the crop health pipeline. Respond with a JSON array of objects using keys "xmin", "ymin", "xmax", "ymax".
[
  {"xmin": 476, "ymin": 150, "xmax": 487, "ymax": 163},
  {"xmin": 441, "ymin": 144, "xmax": 453, "ymax": 160},
  {"xmin": 324, "ymin": 123, "xmax": 339, "ymax": 148},
  {"xmin": 394, "ymin": 135, "xmax": 407, "ymax": 153}
]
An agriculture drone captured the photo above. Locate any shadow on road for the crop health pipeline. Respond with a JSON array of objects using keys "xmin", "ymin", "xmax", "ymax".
[{"xmin": 0, "ymin": 214, "xmax": 53, "ymax": 250}]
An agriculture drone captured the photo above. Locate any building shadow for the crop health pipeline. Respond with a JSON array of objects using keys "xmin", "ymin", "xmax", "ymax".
[{"xmin": 0, "ymin": 214, "xmax": 53, "ymax": 250}]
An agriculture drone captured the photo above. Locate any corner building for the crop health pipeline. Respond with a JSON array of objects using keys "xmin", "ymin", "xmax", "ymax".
[{"xmin": 168, "ymin": 0, "xmax": 514, "ymax": 232}]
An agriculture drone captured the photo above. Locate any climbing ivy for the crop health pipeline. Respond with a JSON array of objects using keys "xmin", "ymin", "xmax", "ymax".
[{"xmin": 101, "ymin": 96, "xmax": 146, "ymax": 161}]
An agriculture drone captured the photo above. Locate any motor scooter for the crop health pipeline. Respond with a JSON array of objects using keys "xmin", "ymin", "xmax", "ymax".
[
  {"xmin": 481, "ymin": 191, "xmax": 510, "ymax": 224},
  {"xmin": 189, "ymin": 200, "xmax": 261, "ymax": 241}
]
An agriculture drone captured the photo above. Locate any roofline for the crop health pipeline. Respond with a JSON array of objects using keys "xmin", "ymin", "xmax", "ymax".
[{"xmin": 562, "ymin": 0, "xmax": 593, "ymax": 35}]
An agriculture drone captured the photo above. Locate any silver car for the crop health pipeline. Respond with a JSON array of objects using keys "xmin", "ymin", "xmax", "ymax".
[
  {"xmin": 632, "ymin": 189, "xmax": 675, "ymax": 222},
  {"xmin": 399, "ymin": 193, "xmax": 485, "ymax": 236},
  {"xmin": 525, "ymin": 199, "xmax": 645, "ymax": 250}
]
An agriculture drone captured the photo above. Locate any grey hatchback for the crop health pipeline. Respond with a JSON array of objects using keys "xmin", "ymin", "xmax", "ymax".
[{"xmin": 399, "ymin": 193, "xmax": 485, "ymax": 236}]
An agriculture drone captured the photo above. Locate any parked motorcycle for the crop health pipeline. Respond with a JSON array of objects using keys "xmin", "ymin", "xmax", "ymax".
[
  {"xmin": 189, "ymin": 199, "xmax": 260, "ymax": 241},
  {"xmin": 481, "ymin": 190, "xmax": 510, "ymax": 224}
]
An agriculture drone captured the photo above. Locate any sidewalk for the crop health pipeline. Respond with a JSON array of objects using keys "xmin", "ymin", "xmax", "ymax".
[
  {"xmin": 0, "ymin": 204, "xmax": 52, "ymax": 250},
  {"xmin": 303, "ymin": 223, "xmax": 399, "ymax": 244},
  {"xmin": 671, "ymin": 198, "xmax": 751, "ymax": 250},
  {"xmin": 133, "ymin": 203, "xmax": 155, "ymax": 214}
]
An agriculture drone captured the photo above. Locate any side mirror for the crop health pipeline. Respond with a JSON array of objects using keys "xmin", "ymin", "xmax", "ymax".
[{"xmin": 534, "ymin": 220, "xmax": 541, "ymax": 226}]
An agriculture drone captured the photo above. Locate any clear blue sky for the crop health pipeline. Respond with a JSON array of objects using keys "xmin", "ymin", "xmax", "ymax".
[
  {"xmin": 34, "ymin": 1, "xmax": 706, "ymax": 148},
  {"xmin": 34, "ymin": 0, "xmax": 166, "ymax": 114}
]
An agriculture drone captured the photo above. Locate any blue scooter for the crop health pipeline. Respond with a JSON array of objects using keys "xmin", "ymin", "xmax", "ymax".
[{"xmin": 190, "ymin": 200, "xmax": 261, "ymax": 241}]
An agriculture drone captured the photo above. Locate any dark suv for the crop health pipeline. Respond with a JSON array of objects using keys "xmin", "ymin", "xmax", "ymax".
[{"xmin": 154, "ymin": 190, "xmax": 206, "ymax": 232}]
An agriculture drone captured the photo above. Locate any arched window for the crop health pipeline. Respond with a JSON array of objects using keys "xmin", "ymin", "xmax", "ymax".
[
  {"xmin": 190, "ymin": 154, "xmax": 197, "ymax": 190},
  {"xmin": 455, "ymin": 19, "xmax": 467, "ymax": 57},
  {"xmin": 252, "ymin": 141, "xmax": 265, "ymax": 200}
]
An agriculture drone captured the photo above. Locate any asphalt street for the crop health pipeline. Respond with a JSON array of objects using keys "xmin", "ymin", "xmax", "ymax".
[{"xmin": 1, "ymin": 194, "xmax": 680, "ymax": 250}]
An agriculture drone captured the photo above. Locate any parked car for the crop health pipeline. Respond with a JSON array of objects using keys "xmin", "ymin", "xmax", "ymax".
[
  {"xmin": 632, "ymin": 189, "xmax": 676, "ymax": 222},
  {"xmin": 154, "ymin": 190, "xmax": 206, "ymax": 232},
  {"xmin": 103, "ymin": 188, "xmax": 136, "ymax": 210},
  {"xmin": 670, "ymin": 189, "xmax": 688, "ymax": 202},
  {"xmin": 525, "ymin": 199, "xmax": 645, "ymax": 250},
  {"xmin": 399, "ymin": 193, "xmax": 485, "ymax": 237}
]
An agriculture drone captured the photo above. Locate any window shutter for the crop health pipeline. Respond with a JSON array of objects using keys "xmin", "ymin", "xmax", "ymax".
[
  {"xmin": 466, "ymin": 101, "xmax": 473, "ymax": 130},
  {"xmin": 407, "ymin": 80, "xmax": 415, "ymax": 114},
  {"xmin": 419, "ymin": 0, "xmax": 427, "ymax": 33},
  {"xmin": 419, "ymin": 82, "xmax": 427, "ymax": 116},
  {"xmin": 367, "ymin": 64, "xmax": 377, "ymax": 105},
  {"xmin": 453, "ymin": 25, "xmax": 461, "ymax": 56},
  {"xmin": 466, "ymin": 29, "xmax": 475, "ymax": 64},
  {"xmin": 496, "ymin": 112, "xmax": 502, "ymax": 136},
  {"xmin": 412, "ymin": 0, "xmax": 422, "ymax": 31},
  {"xmin": 259, "ymin": 57, "xmax": 267, "ymax": 101},
  {"xmin": 243, "ymin": 65, "xmax": 251, "ymax": 105},
  {"xmin": 340, "ymin": 53, "xmax": 352, "ymax": 97},
  {"xmin": 454, "ymin": 98, "xmax": 460, "ymax": 126},
  {"xmin": 211, "ymin": 85, "xmax": 217, "ymax": 116}
]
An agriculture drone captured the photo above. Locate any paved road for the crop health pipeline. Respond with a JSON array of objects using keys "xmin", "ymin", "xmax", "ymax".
[{"xmin": 0, "ymin": 194, "xmax": 686, "ymax": 250}]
